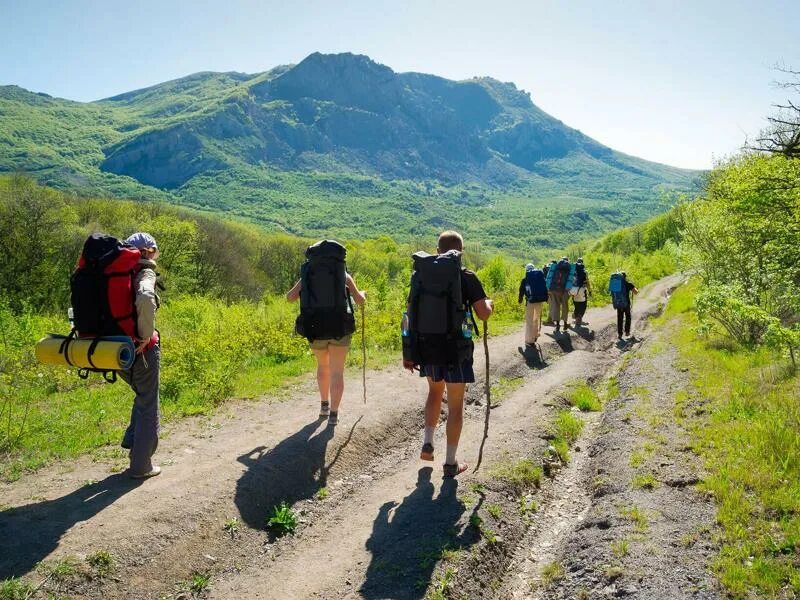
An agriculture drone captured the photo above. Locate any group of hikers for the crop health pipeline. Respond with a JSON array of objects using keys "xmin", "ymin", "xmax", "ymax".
[
  {"xmin": 67, "ymin": 229, "xmax": 638, "ymax": 481},
  {"xmin": 516, "ymin": 256, "xmax": 638, "ymax": 347}
]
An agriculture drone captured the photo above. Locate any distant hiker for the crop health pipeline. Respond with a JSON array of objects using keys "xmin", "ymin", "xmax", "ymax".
[
  {"xmin": 287, "ymin": 240, "xmax": 366, "ymax": 426},
  {"xmin": 402, "ymin": 231, "xmax": 493, "ymax": 478},
  {"xmin": 541, "ymin": 261, "xmax": 554, "ymax": 325},
  {"xmin": 120, "ymin": 232, "xmax": 162, "ymax": 479},
  {"xmin": 546, "ymin": 257, "xmax": 573, "ymax": 332},
  {"xmin": 570, "ymin": 258, "xmax": 592, "ymax": 326},
  {"xmin": 518, "ymin": 263, "xmax": 547, "ymax": 346},
  {"xmin": 609, "ymin": 271, "xmax": 638, "ymax": 340}
]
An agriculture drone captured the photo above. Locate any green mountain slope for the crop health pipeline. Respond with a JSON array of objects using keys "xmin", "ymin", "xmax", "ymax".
[{"xmin": 0, "ymin": 52, "xmax": 700, "ymax": 255}]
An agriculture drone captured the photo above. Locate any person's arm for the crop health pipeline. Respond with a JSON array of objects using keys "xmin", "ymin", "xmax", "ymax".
[
  {"xmin": 473, "ymin": 297, "xmax": 493, "ymax": 321},
  {"xmin": 135, "ymin": 269, "xmax": 158, "ymax": 346},
  {"xmin": 518, "ymin": 278, "xmax": 525, "ymax": 304},
  {"xmin": 346, "ymin": 273, "xmax": 366, "ymax": 305},
  {"xmin": 286, "ymin": 279, "xmax": 301, "ymax": 302}
]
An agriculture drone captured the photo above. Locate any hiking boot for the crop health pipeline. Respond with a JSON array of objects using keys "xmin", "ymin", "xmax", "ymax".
[
  {"xmin": 319, "ymin": 401, "xmax": 330, "ymax": 418},
  {"xmin": 443, "ymin": 462, "xmax": 468, "ymax": 478},
  {"xmin": 555, "ymin": 324, "xmax": 560, "ymax": 333},
  {"xmin": 420, "ymin": 443, "xmax": 434, "ymax": 461},
  {"xmin": 563, "ymin": 321, "xmax": 569, "ymax": 330},
  {"xmin": 328, "ymin": 411, "xmax": 338, "ymax": 426}
]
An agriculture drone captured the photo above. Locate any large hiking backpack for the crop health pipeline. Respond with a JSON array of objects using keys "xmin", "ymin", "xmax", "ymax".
[
  {"xmin": 548, "ymin": 259, "xmax": 571, "ymax": 292},
  {"xmin": 295, "ymin": 240, "xmax": 355, "ymax": 341},
  {"xmin": 544, "ymin": 260, "xmax": 557, "ymax": 288},
  {"xmin": 71, "ymin": 233, "xmax": 142, "ymax": 340},
  {"xmin": 608, "ymin": 272, "xmax": 629, "ymax": 310},
  {"xmin": 403, "ymin": 250, "xmax": 473, "ymax": 367},
  {"xmin": 524, "ymin": 268, "xmax": 548, "ymax": 303}
]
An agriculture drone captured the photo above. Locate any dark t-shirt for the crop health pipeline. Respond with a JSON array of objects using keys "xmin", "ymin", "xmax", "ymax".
[
  {"xmin": 623, "ymin": 280, "xmax": 636, "ymax": 308},
  {"xmin": 462, "ymin": 269, "xmax": 487, "ymax": 307}
]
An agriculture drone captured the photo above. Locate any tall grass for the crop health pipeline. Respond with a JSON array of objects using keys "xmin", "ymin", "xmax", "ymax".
[{"xmin": 664, "ymin": 282, "xmax": 800, "ymax": 597}]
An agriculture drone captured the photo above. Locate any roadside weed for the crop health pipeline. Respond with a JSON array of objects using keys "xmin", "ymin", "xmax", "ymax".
[
  {"xmin": 620, "ymin": 506, "xmax": 649, "ymax": 532},
  {"xmin": 189, "ymin": 571, "xmax": 210, "ymax": 594},
  {"xmin": 489, "ymin": 459, "xmax": 542, "ymax": 490},
  {"xmin": 0, "ymin": 578, "xmax": 34, "ymax": 600},
  {"xmin": 266, "ymin": 502, "xmax": 298, "ymax": 536},
  {"xmin": 610, "ymin": 539, "xmax": 629, "ymax": 558},
  {"xmin": 223, "ymin": 517, "xmax": 239, "ymax": 538},
  {"xmin": 486, "ymin": 503, "xmax": 502, "ymax": 519},
  {"xmin": 86, "ymin": 550, "xmax": 115, "ymax": 576},
  {"xmin": 632, "ymin": 472, "xmax": 658, "ymax": 490},
  {"xmin": 566, "ymin": 382, "xmax": 602, "ymax": 412},
  {"xmin": 314, "ymin": 487, "xmax": 329, "ymax": 500},
  {"xmin": 541, "ymin": 561, "xmax": 565, "ymax": 586}
]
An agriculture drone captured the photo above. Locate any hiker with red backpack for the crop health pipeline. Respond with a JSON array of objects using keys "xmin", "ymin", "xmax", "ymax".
[
  {"xmin": 546, "ymin": 257, "xmax": 573, "ymax": 333},
  {"xmin": 287, "ymin": 240, "xmax": 366, "ymax": 426},
  {"xmin": 402, "ymin": 231, "xmax": 493, "ymax": 478},
  {"xmin": 609, "ymin": 271, "xmax": 638, "ymax": 340},
  {"xmin": 69, "ymin": 232, "xmax": 162, "ymax": 479},
  {"xmin": 518, "ymin": 263, "xmax": 548, "ymax": 347}
]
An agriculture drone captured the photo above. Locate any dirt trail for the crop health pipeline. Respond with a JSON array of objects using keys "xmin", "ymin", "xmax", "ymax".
[{"xmin": 0, "ymin": 275, "xmax": 711, "ymax": 599}]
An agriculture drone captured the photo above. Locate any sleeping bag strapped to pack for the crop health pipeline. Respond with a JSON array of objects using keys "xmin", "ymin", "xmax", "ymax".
[
  {"xmin": 524, "ymin": 268, "xmax": 548, "ymax": 303},
  {"xmin": 295, "ymin": 240, "xmax": 355, "ymax": 341},
  {"xmin": 547, "ymin": 259, "xmax": 571, "ymax": 292},
  {"xmin": 608, "ymin": 272, "xmax": 629, "ymax": 310},
  {"xmin": 403, "ymin": 250, "xmax": 473, "ymax": 367}
]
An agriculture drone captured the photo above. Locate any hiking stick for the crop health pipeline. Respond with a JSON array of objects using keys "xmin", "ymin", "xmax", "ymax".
[
  {"xmin": 361, "ymin": 303, "xmax": 367, "ymax": 404},
  {"xmin": 473, "ymin": 319, "xmax": 491, "ymax": 473}
]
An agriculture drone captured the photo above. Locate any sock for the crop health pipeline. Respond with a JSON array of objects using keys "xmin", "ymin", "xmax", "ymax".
[
  {"xmin": 446, "ymin": 444, "xmax": 458, "ymax": 465},
  {"xmin": 423, "ymin": 426, "xmax": 435, "ymax": 446},
  {"xmin": 329, "ymin": 410, "xmax": 338, "ymax": 418}
]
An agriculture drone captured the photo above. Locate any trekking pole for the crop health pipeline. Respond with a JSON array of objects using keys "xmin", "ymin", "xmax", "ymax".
[
  {"xmin": 361, "ymin": 302, "xmax": 367, "ymax": 404},
  {"xmin": 473, "ymin": 319, "xmax": 491, "ymax": 473}
]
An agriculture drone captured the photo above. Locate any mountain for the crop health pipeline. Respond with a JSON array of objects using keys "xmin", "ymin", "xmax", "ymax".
[{"xmin": 0, "ymin": 52, "xmax": 699, "ymax": 255}]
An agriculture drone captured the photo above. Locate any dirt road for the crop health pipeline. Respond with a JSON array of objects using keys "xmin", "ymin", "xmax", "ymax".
[{"xmin": 0, "ymin": 274, "xmax": 718, "ymax": 599}]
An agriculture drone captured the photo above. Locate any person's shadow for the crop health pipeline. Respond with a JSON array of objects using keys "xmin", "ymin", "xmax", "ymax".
[
  {"xmin": 572, "ymin": 323, "xmax": 595, "ymax": 342},
  {"xmin": 360, "ymin": 467, "xmax": 479, "ymax": 599},
  {"xmin": 546, "ymin": 331, "xmax": 574, "ymax": 353},
  {"xmin": 518, "ymin": 344, "xmax": 548, "ymax": 369},
  {"xmin": 0, "ymin": 473, "xmax": 143, "ymax": 578},
  {"xmin": 235, "ymin": 416, "xmax": 360, "ymax": 530}
]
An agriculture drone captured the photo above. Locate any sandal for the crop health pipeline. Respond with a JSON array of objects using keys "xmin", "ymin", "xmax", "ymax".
[
  {"xmin": 420, "ymin": 443, "xmax": 434, "ymax": 461},
  {"xmin": 443, "ymin": 462, "xmax": 468, "ymax": 478}
]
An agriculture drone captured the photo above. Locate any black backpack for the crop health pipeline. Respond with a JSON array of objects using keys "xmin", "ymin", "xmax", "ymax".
[
  {"xmin": 294, "ymin": 240, "xmax": 355, "ymax": 341},
  {"xmin": 574, "ymin": 263, "xmax": 587, "ymax": 287},
  {"xmin": 403, "ymin": 250, "xmax": 473, "ymax": 367}
]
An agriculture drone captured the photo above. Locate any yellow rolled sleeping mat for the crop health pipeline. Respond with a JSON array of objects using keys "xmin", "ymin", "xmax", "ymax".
[{"xmin": 35, "ymin": 334, "xmax": 136, "ymax": 371}]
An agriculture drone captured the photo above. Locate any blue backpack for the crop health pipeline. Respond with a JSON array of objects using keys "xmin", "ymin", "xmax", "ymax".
[
  {"xmin": 608, "ymin": 273, "xmax": 629, "ymax": 310},
  {"xmin": 547, "ymin": 259, "xmax": 571, "ymax": 291},
  {"xmin": 524, "ymin": 268, "xmax": 548, "ymax": 303}
]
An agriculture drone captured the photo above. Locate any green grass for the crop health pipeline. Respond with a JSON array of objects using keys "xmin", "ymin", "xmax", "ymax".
[
  {"xmin": 541, "ymin": 561, "xmax": 565, "ymax": 586},
  {"xmin": 631, "ymin": 472, "xmax": 658, "ymax": 490},
  {"xmin": 223, "ymin": 517, "xmax": 239, "ymax": 537},
  {"xmin": 314, "ymin": 487, "xmax": 329, "ymax": 500},
  {"xmin": 620, "ymin": 506, "xmax": 649, "ymax": 532},
  {"xmin": 86, "ymin": 550, "xmax": 115, "ymax": 576},
  {"xmin": 489, "ymin": 459, "xmax": 543, "ymax": 490},
  {"xmin": 486, "ymin": 503, "xmax": 502, "ymax": 519},
  {"xmin": 266, "ymin": 501, "xmax": 298, "ymax": 536},
  {"xmin": 565, "ymin": 381, "xmax": 602, "ymax": 412},
  {"xmin": 0, "ymin": 578, "xmax": 34, "ymax": 600},
  {"xmin": 660, "ymin": 281, "xmax": 800, "ymax": 597},
  {"xmin": 610, "ymin": 539, "xmax": 630, "ymax": 558},
  {"xmin": 489, "ymin": 376, "xmax": 524, "ymax": 406},
  {"xmin": 188, "ymin": 571, "xmax": 210, "ymax": 594}
]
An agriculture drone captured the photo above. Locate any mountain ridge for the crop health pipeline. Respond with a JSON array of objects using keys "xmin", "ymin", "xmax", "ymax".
[{"xmin": 0, "ymin": 52, "xmax": 700, "ymax": 254}]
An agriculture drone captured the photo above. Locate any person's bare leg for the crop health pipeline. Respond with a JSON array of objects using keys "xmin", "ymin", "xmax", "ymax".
[
  {"xmin": 444, "ymin": 382, "xmax": 466, "ymax": 465},
  {"xmin": 425, "ymin": 378, "xmax": 445, "ymax": 429},
  {"xmin": 328, "ymin": 345, "xmax": 349, "ymax": 412},
  {"xmin": 312, "ymin": 348, "xmax": 330, "ymax": 403}
]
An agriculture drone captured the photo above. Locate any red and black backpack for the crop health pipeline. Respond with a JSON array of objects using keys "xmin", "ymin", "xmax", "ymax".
[{"xmin": 70, "ymin": 233, "xmax": 142, "ymax": 341}]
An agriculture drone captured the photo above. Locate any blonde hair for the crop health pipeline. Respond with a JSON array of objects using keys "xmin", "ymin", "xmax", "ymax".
[{"xmin": 437, "ymin": 230, "xmax": 464, "ymax": 253}]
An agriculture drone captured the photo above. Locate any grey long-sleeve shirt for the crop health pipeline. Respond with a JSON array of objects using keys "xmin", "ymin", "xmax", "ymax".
[{"xmin": 134, "ymin": 258, "xmax": 159, "ymax": 339}]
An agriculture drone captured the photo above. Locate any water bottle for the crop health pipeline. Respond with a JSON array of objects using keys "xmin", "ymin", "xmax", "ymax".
[
  {"xmin": 67, "ymin": 307, "xmax": 75, "ymax": 329},
  {"xmin": 401, "ymin": 312, "xmax": 410, "ymax": 337},
  {"xmin": 461, "ymin": 314, "xmax": 472, "ymax": 339}
]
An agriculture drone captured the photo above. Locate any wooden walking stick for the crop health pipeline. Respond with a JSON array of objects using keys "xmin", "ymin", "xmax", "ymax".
[
  {"xmin": 473, "ymin": 319, "xmax": 491, "ymax": 472},
  {"xmin": 361, "ymin": 303, "xmax": 367, "ymax": 404}
]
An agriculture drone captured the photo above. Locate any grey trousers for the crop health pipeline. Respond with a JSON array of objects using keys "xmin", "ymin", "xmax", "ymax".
[
  {"xmin": 549, "ymin": 291, "xmax": 569, "ymax": 323},
  {"xmin": 118, "ymin": 344, "xmax": 160, "ymax": 475}
]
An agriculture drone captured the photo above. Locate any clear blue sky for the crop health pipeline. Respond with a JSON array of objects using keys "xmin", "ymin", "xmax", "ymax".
[{"xmin": 2, "ymin": 0, "xmax": 798, "ymax": 169}]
